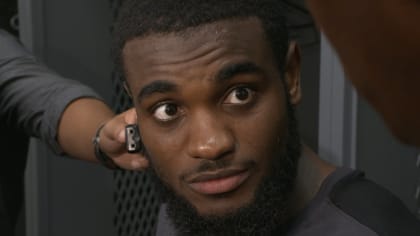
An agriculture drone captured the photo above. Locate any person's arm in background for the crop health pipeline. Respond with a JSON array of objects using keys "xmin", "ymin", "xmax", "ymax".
[
  {"xmin": 305, "ymin": 0, "xmax": 420, "ymax": 147},
  {"xmin": 0, "ymin": 29, "xmax": 148, "ymax": 170}
]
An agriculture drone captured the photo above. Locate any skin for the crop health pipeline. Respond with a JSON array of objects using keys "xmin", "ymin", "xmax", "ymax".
[
  {"xmin": 306, "ymin": 0, "xmax": 420, "ymax": 147},
  {"xmin": 122, "ymin": 18, "xmax": 334, "ymax": 217}
]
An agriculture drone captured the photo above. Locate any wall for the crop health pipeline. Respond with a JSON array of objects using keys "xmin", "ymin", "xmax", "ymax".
[
  {"xmin": 22, "ymin": 0, "xmax": 117, "ymax": 235},
  {"xmin": 357, "ymin": 99, "xmax": 420, "ymax": 212}
]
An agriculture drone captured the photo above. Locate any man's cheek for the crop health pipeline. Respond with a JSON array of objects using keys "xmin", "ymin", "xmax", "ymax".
[{"xmin": 147, "ymin": 150, "xmax": 178, "ymax": 184}]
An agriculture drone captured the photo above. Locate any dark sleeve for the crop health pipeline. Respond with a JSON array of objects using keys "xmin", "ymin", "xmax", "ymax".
[
  {"xmin": 331, "ymin": 174, "xmax": 420, "ymax": 236},
  {"xmin": 0, "ymin": 29, "xmax": 102, "ymax": 154}
]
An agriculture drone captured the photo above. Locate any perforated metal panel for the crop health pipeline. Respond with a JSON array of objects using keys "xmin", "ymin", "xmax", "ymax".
[
  {"xmin": 110, "ymin": 1, "xmax": 161, "ymax": 235},
  {"xmin": 111, "ymin": 62, "xmax": 161, "ymax": 236},
  {"xmin": 113, "ymin": 169, "xmax": 160, "ymax": 236}
]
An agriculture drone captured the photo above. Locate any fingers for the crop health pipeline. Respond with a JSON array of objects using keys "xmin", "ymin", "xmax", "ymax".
[
  {"xmin": 124, "ymin": 108, "xmax": 137, "ymax": 124},
  {"xmin": 112, "ymin": 153, "xmax": 150, "ymax": 171},
  {"xmin": 100, "ymin": 114, "xmax": 127, "ymax": 148},
  {"xmin": 97, "ymin": 108, "xmax": 148, "ymax": 171}
]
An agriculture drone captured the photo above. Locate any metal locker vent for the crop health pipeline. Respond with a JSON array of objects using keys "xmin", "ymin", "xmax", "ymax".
[
  {"xmin": 110, "ymin": 1, "xmax": 161, "ymax": 235},
  {"xmin": 111, "ymin": 67, "xmax": 161, "ymax": 236}
]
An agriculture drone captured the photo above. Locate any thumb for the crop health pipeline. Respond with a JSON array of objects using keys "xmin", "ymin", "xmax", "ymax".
[{"xmin": 124, "ymin": 108, "xmax": 137, "ymax": 124}]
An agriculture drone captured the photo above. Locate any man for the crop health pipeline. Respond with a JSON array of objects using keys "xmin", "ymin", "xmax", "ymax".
[
  {"xmin": 0, "ymin": 29, "xmax": 148, "ymax": 235},
  {"xmin": 113, "ymin": 0, "xmax": 420, "ymax": 235},
  {"xmin": 305, "ymin": 0, "xmax": 420, "ymax": 147}
]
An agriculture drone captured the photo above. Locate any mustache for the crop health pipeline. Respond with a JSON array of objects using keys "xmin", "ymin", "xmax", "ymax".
[
  {"xmin": 181, "ymin": 159, "xmax": 256, "ymax": 180},
  {"xmin": 196, "ymin": 159, "xmax": 232, "ymax": 172}
]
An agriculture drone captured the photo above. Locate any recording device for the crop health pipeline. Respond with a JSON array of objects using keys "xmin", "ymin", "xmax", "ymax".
[{"xmin": 125, "ymin": 124, "xmax": 142, "ymax": 153}]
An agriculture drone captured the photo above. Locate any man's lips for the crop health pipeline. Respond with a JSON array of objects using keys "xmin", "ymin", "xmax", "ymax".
[{"xmin": 186, "ymin": 168, "xmax": 251, "ymax": 195}]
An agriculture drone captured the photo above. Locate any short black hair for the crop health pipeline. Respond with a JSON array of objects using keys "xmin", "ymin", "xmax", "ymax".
[{"xmin": 113, "ymin": 0, "xmax": 289, "ymax": 77}]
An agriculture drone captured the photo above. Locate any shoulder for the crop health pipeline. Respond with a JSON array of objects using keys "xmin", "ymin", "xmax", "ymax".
[{"xmin": 329, "ymin": 171, "xmax": 420, "ymax": 236}]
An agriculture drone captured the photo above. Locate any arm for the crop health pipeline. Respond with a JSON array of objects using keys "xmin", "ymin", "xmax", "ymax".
[
  {"xmin": 59, "ymin": 102, "xmax": 149, "ymax": 170},
  {"xmin": 306, "ymin": 0, "xmax": 420, "ymax": 84},
  {"xmin": 0, "ymin": 29, "xmax": 147, "ymax": 170},
  {"xmin": 305, "ymin": 0, "xmax": 420, "ymax": 146}
]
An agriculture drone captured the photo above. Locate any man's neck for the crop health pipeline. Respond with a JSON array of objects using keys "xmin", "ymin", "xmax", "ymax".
[{"xmin": 289, "ymin": 144, "xmax": 336, "ymax": 217}]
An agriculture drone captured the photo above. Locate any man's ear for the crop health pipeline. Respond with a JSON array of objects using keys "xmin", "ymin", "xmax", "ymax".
[{"xmin": 284, "ymin": 41, "xmax": 301, "ymax": 105}]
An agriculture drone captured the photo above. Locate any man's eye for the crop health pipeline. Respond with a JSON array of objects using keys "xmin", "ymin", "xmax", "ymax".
[
  {"xmin": 225, "ymin": 87, "xmax": 255, "ymax": 105},
  {"xmin": 153, "ymin": 103, "xmax": 179, "ymax": 121}
]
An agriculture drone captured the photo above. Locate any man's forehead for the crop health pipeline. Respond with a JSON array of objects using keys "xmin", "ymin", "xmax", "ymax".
[
  {"xmin": 122, "ymin": 18, "xmax": 265, "ymax": 59},
  {"xmin": 121, "ymin": 17, "xmax": 280, "ymax": 97}
]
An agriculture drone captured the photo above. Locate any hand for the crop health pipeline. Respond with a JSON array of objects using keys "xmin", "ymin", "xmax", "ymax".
[{"xmin": 98, "ymin": 108, "xmax": 149, "ymax": 171}]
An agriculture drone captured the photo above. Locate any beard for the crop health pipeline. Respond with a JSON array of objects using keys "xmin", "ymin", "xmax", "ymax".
[{"xmin": 146, "ymin": 100, "xmax": 301, "ymax": 236}]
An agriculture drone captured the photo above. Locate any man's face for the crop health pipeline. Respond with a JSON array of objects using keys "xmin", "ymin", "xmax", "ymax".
[{"xmin": 123, "ymin": 19, "xmax": 301, "ymax": 221}]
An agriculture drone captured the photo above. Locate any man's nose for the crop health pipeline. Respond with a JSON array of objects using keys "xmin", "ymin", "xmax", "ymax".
[{"xmin": 186, "ymin": 112, "xmax": 235, "ymax": 160}]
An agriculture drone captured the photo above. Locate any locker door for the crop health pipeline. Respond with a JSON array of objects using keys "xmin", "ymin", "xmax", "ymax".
[{"xmin": 19, "ymin": 0, "xmax": 117, "ymax": 235}]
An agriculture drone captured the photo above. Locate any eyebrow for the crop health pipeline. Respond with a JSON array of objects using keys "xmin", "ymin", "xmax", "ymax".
[
  {"xmin": 137, "ymin": 80, "xmax": 177, "ymax": 102},
  {"xmin": 215, "ymin": 61, "xmax": 264, "ymax": 83}
]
